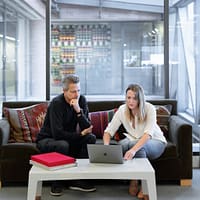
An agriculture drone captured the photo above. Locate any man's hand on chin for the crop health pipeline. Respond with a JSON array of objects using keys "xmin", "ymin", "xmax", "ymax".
[{"xmin": 70, "ymin": 99, "xmax": 80, "ymax": 112}]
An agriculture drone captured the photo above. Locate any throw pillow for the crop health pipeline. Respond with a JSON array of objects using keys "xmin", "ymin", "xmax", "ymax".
[
  {"xmin": 89, "ymin": 109, "xmax": 117, "ymax": 139},
  {"xmin": 3, "ymin": 103, "xmax": 48, "ymax": 143},
  {"xmin": 23, "ymin": 103, "xmax": 48, "ymax": 142},
  {"xmin": 155, "ymin": 105, "xmax": 172, "ymax": 138},
  {"xmin": 3, "ymin": 108, "xmax": 32, "ymax": 143}
]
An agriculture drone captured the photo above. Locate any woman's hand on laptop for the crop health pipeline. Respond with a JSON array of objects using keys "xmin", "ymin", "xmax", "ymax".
[
  {"xmin": 81, "ymin": 125, "xmax": 93, "ymax": 136},
  {"xmin": 103, "ymin": 132, "xmax": 111, "ymax": 145}
]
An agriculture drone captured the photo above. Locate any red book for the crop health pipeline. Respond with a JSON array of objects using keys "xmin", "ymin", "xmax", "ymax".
[{"xmin": 30, "ymin": 152, "xmax": 76, "ymax": 169}]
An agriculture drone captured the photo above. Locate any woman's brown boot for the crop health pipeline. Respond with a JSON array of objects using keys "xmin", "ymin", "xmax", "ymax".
[{"xmin": 129, "ymin": 180, "xmax": 139, "ymax": 196}]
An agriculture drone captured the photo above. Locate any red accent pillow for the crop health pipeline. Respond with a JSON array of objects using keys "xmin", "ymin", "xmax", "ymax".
[{"xmin": 89, "ymin": 109, "xmax": 117, "ymax": 139}]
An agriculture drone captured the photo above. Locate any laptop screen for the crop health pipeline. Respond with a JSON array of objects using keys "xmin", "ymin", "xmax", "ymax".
[{"xmin": 87, "ymin": 144, "xmax": 124, "ymax": 164}]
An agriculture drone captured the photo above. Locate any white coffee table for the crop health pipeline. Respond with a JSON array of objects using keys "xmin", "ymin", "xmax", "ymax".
[{"xmin": 27, "ymin": 158, "xmax": 157, "ymax": 200}]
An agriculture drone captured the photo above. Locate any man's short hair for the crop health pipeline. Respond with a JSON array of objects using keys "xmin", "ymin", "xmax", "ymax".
[{"xmin": 62, "ymin": 74, "xmax": 80, "ymax": 90}]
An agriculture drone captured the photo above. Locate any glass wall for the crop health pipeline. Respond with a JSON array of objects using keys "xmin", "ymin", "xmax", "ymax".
[
  {"xmin": 123, "ymin": 21, "xmax": 164, "ymax": 95},
  {"xmin": 50, "ymin": 1, "xmax": 164, "ymax": 98},
  {"xmin": 0, "ymin": 0, "xmax": 46, "ymax": 105},
  {"xmin": 0, "ymin": 1, "xmax": 165, "ymax": 105},
  {"xmin": 169, "ymin": 0, "xmax": 200, "ymax": 141}
]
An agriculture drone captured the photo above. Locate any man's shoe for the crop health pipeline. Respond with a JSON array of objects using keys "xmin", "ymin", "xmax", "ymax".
[
  {"xmin": 69, "ymin": 180, "xmax": 96, "ymax": 192},
  {"xmin": 50, "ymin": 185, "xmax": 63, "ymax": 196}
]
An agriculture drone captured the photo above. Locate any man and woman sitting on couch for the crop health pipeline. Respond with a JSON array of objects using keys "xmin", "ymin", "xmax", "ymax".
[{"xmin": 36, "ymin": 74, "xmax": 166, "ymax": 199}]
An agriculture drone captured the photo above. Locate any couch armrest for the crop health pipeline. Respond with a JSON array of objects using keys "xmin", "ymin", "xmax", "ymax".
[
  {"xmin": 0, "ymin": 143, "xmax": 40, "ymax": 185},
  {"xmin": 0, "ymin": 143, "xmax": 40, "ymax": 157},
  {"xmin": 168, "ymin": 115, "xmax": 192, "ymax": 178},
  {"xmin": 0, "ymin": 118, "xmax": 10, "ymax": 146}
]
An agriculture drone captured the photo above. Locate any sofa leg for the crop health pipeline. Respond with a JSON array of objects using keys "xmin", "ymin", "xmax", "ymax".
[
  {"xmin": 180, "ymin": 179, "xmax": 192, "ymax": 186},
  {"xmin": 0, "ymin": 180, "xmax": 2, "ymax": 189}
]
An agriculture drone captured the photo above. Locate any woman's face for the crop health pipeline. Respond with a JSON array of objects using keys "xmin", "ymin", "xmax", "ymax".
[{"xmin": 126, "ymin": 89, "xmax": 139, "ymax": 110}]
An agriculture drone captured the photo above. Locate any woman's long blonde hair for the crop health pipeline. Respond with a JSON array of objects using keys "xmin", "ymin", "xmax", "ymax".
[{"xmin": 125, "ymin": 84, "xmax": 146, "ymax": 122}]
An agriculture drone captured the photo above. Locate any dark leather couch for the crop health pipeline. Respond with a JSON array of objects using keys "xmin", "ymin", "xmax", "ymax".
[{"xmin": 0, "ymin": 99, "xmax": 192, "ymax": 187}]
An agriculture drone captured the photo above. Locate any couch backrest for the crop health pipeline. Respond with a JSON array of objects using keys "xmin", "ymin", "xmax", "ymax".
[
  {"xmin": 1, "ymin": 99, "xmax": 177, "ymax": 142},
  {"xmin": 87, "ymin": 99, "xmax": 177, "ymax": 139},
  {"xmin": 2, "ymin": 99, "xmax": 177, "ymax": 117},
  {"xmin": 87, "ymin": 99, "xmax": 177, "ymax": 115},
  {"xmin": 2, "ymin": 101, "xmax": 48, "ymax": 117}
]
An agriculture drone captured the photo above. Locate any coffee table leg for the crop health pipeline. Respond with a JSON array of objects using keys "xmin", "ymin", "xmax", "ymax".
[
  {"xmin": 142, "ymin": 178, "xmax": 157, "ymax": 200},
  {"xmin": 36, "ymin": 181, "xmax": 42, "ymax": 199},
  {"xmin": 142, "ymin": 177, "xmax": 157, "ymax": 200},
  {"xmin": 149, "ymin": 179, "xmax": 157, "ymax": 200},
  {"xmin": 27, "ymin": 176, "xmax": 42, "ymax": 200},
  {"xmin": 141, "ymin": 179, "xmax": 148, "ymax": 195}
]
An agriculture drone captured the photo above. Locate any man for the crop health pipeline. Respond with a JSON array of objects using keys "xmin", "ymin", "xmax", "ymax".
[{"xmin": 36, "ymin": 74, "xmax": 96, "ymax": 196}]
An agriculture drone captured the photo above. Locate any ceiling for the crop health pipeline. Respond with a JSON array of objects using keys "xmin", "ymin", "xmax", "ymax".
[{"xmin": 52, "ymin": 0, "xmax": 164, "ymax": 14}]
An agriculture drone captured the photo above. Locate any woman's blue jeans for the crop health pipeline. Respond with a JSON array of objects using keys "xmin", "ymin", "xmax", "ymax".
[{"xmin": 118, "ymin": 137, "xmax": 166, "ymax": 160}]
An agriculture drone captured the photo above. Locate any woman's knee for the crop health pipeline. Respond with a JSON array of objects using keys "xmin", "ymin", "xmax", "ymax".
[
  {"xmin": 118, "ymin": 138, "xmax": 130, "ymax": 154},
  {"xmin": 135, "ymin": 148, "xmax": 147, "ymax": 158},
  {"xmin": 143, "ymin": 140, "xmax": 166, "ymax": 160}
]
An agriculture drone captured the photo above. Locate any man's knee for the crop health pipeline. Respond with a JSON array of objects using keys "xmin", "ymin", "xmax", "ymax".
[
  {"xmin": 88, "ymin": 133, "xmax": 96, "ymax": 144},
  {"xmin": 55, "ymin": 140, "xmax": 69, "ymax": 155},
  {"xmin": 83, "ymin": 133, "xmax": 96, "ymax": 144}
]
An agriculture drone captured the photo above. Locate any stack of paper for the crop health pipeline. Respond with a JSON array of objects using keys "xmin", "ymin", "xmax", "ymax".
[{"xmin": 30, "ymin": 152, "xmax": 77, "ymax": 170}]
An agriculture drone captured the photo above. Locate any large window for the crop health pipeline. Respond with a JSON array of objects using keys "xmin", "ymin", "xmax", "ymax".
[
  {"xmin": 50, "ymin": 1, "xmax": 164, "ymax": 98},
  {"xmin": 0, "ymin": 1, "xmax": 165, "ymax": 105},
  {"xmin": 169, "ymin": 0, "xmax": 200, "ymax": 140},
  {"xmin": 0, "ymin": 0, "xmax": 46, "ymax": 104}
]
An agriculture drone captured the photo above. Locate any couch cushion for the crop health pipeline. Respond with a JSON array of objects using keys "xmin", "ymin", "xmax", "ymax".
[
  {"xmin": 3, "ymin": 107, "xmax": 31, "ymax": 143},
  {"xmin": 3, "ymin": 103, "xmax": 48, "ymax": 143},
  {"xmin": 0, "ymin": 118, "xmax": 10, "ymax": 145},
  {"xmin": 23, "ymin": 103, "xmax": 48, "ymax": 142},
  {"xmin": 89, "ymin": 109, "xmax": 117, "ymax": 138},
  {"xmin": 155, "ymin": 105, "xmax": 172, "ymax": 138}
]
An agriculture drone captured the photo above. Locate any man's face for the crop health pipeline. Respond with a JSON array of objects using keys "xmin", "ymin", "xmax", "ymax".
[{"xmin": 64, "ymin": 82, "xmax": 81, "ymax": 103}]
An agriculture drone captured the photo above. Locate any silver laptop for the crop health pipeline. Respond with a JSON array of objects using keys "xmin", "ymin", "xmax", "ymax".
[{"xmin": 87, "ymin": 144, "xmax": 124, "ymax": 164}]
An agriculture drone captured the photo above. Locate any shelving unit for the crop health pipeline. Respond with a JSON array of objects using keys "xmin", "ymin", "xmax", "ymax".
[
  {"xmin": 51, "ymin": 23, "xmax": 111, "ymax": 92},
  {"xmin": 51, "ymin": 24, "xmax": 76, "ymax": 86}
]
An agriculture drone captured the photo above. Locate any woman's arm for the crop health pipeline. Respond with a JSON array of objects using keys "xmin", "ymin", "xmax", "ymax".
[
  {"xmin": 124, "ymin": 133, "xmax": 151, "ymax": 160},
  {"xmin": 103, "ymin": 132, "xmax": 112, "ymax": 145}
]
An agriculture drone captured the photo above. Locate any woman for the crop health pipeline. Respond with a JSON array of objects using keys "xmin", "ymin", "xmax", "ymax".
[{"xmin": 103, "ymin": 84, "xmax": 167, "ymax": 199}]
